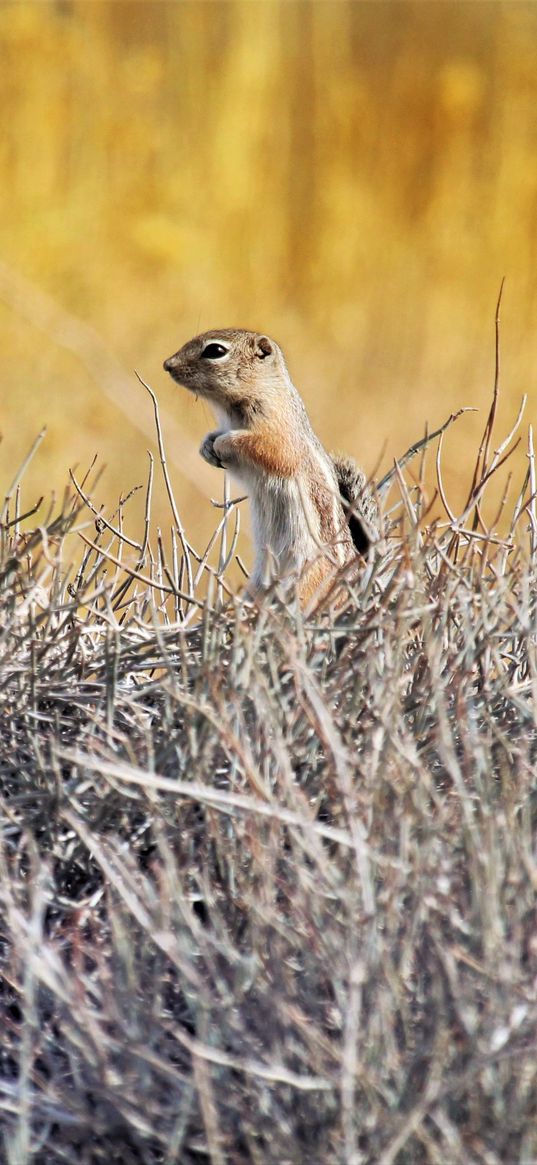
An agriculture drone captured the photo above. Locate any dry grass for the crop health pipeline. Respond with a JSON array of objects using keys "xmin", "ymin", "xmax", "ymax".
[{"xmin": 1, "ymin": 364, "xmax": 537, "ymax": 1164}]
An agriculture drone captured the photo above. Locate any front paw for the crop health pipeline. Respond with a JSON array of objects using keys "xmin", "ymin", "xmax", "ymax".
[{"xmin": 200, "ymin": 430, "xmax": 225, "ymax": 468}]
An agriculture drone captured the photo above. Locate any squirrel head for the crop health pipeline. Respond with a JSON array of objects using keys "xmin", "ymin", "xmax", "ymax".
[{"xmin": 163, "ymin": 329, "xmax": 290, "ymax": 423}]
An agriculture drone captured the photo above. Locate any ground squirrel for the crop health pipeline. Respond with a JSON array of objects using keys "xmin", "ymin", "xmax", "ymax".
[{"xmin": 164, "ymin": 329, "xmax": 379, "ymax": 607}]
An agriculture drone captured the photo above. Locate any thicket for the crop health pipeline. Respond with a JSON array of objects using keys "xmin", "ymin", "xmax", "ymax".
[{"xmin": 1, "ymin": 364, "xmax": 536, "ymax": 1165}]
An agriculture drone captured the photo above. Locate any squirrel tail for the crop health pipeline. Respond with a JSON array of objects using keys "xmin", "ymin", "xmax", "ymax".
[{"xmin": 331, "ymin": 453, "xmax": 379, "ymax": 555}]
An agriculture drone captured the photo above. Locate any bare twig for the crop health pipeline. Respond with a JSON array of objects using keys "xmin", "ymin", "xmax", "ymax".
[
  {"xmin": 134, "ymin": 371, "xmax": 195, "ymax": 600},
  {"xmin": 1, "ymin": 428, "xmax": 47, "ymax": 524},
  {"xmin": 377, "ymin": 408, "xmax": 475, "ymax": 495}
]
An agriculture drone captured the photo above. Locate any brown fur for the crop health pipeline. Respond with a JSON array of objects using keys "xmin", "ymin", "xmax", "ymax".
[{"xmin": 214, "ymin": 428, "xmax": 301, "ymax": 479}]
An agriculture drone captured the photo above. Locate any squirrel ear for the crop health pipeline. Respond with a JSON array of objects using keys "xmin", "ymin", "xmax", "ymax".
[{"xmin": 254, "ymin": 335, "xmax": 273, "ymax": 360}]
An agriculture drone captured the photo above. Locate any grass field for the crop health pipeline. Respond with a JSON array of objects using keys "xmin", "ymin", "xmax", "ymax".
[{"xmin": 1, "ymin": 360, "xmax": 536, "ymax": 1163}]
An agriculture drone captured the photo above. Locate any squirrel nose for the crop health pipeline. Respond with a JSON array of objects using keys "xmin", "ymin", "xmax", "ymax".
[{"xmin": 163, "ymin": 356, "xmax": 175, "ymax": 372}]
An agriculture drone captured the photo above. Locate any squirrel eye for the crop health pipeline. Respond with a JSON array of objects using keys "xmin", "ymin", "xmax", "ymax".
[{"xmin": 201, "ymin": 342, "xmax": 228, "ymax": 360}]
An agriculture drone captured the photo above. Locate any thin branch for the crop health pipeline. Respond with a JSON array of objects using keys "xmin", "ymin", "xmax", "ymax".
[
  {"xmin": 464, "ymin": 278, "xmax": 505, "ymax": 521},
  {"xmin": 377, "ymin": 408, "xmax": 475, "ymax": 495},
  {"xmin": 1, "ymin": 429, "xmax": 47, "ymax": 524},
  {"xmin": 134, "ymin": 370, "xmax": 195, "ymax": 599},
  {"xmin": 482, "ymin": 277, "xmax": 505, "ymax": 475},
  {"xmin": 69, "ymin": 469, "xmax": 142, "ymax": 551},
  {"xmin": 527, "ymin": 424, "xmax": 537, "ymax": 559},
  {"xmin": 78, "ymin": 532, "xmax": 206, "ymax": 610},
  {"xmin": 4, "ymin": 497, "xmax": 44, "ymax": 530}
]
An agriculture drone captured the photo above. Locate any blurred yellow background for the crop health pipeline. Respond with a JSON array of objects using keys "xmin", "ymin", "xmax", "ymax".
[{"xmin": 2, "ymin": 0, "xmax": 537, "ymax": 557}]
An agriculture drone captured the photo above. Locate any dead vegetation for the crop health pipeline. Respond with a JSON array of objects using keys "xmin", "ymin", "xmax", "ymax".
[{"xmin": 1, "ymin": 358, "xmax": 537, "ymax": 1164}]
